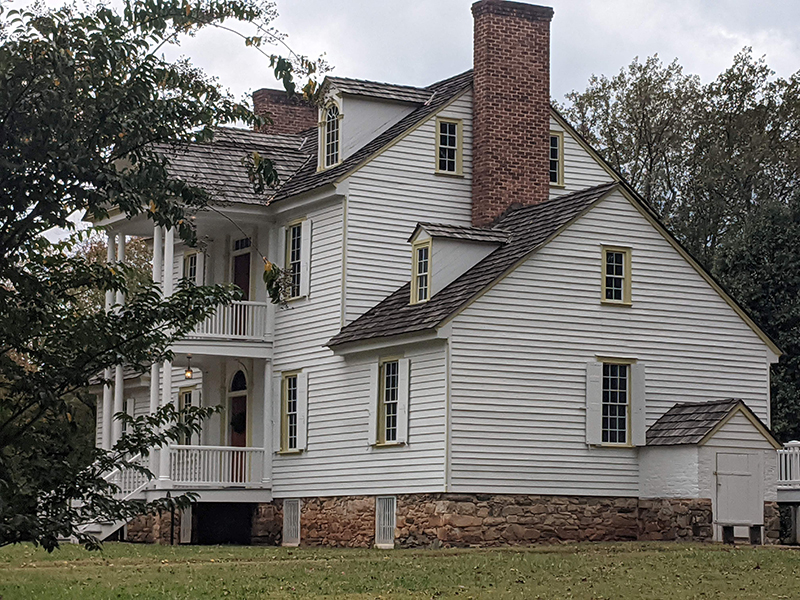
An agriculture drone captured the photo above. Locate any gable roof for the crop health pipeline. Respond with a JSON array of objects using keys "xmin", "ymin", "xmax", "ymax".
[
  {"xmin": 324, "ymin": 76, "xmax": 433, "ymax": 104},
  {"xmin": 154, "ymin": 127, "xmax": 314, "ymax": 205},
  {"xmin": 327, "ymin": 182, "xmax": 617, "ymax": 347},
  {"xmin": 646, "ymin": 399, "xmax": 781, "ymax": 448},
  {"xmin": 273, "ymin": 70, "xmax": 474, "ymax": 201},
  {"xmin": 410, "ymin": 223, "xmax": 511, "ymax": 244}
]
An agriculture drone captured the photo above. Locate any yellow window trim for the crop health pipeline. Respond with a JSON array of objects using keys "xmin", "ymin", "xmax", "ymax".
[
  {"xmin": 434, "ymin": 117, "xmax": 463, "ymax": 176},
  {"xmin": 549, "ymin": 130, "xmax": 565, "ymax": 188},
  {"xmin": 280, "ymin": 371, "xmax": 301, "ymax": 453},
  {"xmin": 601, "ymin": 245, "xmax": 632, "ymax": 306},
  {"xmin": 599, "ymin": 360, "xmax": 633, "ymax": 448},
  {"xmin": 317, "ymin": 102, "xmax": 343, "ymax": 172},
  {"xmin": 284, "ymin": 220, "xmax": 305, "ymax": 301},
  {"xmin": 376, "ymin": 357, "xmax": 403, "ymax": 447},
  {"xmin": 410, "ymin": 239, "xmax": 432, "ymax": 305}
]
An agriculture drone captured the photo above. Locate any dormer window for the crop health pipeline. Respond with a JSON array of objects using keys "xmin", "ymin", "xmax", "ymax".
[
  {"xmin": 410, "ymin": 240, "xmax": 431, "ymax": 304},
  {"xmin": 435, "ymin": 118, "xmax": 462, "ymax": 175},
  {"xmin": 324, "ymin": 104, "xmax": 340, "ymax": 167}
]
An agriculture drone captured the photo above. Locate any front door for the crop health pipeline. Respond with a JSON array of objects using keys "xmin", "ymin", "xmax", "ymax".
[
  {"xmin": 229, "ymin": 395, "xmax": 247, "ymax": 483},
  {"xmin": 716, "ymin": 452, "xmax": 762, "ymax": 533}
]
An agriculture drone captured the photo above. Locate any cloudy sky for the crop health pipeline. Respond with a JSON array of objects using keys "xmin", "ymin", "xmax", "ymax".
[{"xmin": 166, "ymin": 0, "xmax": 800, "ymax": 104}]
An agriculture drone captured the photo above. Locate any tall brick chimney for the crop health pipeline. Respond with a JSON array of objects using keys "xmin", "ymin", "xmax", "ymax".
[
  {"xmin": 471, "ymin": 0, "xmax": 554, "ymax": 226},
  {"xmin": 252, "ymin": 88, "xmax": 317, "ymax": 135}
]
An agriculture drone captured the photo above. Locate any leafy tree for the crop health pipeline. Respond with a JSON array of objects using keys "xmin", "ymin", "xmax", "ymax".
[
  {"xmin": 0, "ymin": 0, "xmax": 320, "ymax": 550},
  {"xmin": 562, "ymin": 50, "xmax": 800, "ymax": 439}
]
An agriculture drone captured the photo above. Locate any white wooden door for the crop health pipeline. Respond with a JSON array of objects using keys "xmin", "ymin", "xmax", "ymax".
[{"xmin": 716, "ymin": 452, "xmax": 763, "ymax": 526}]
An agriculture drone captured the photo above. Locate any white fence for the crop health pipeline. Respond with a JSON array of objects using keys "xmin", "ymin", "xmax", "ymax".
[
  {"xmin": 169, "ymin": 445, "xmax": 265, "ymax": 487},
  {"xmin": 777, "ymin": 443, "xmax": 800, "ymax": 489},
  {"xmin": 189, "ymin": 301, "xmax": 269, "ymax": 341}
]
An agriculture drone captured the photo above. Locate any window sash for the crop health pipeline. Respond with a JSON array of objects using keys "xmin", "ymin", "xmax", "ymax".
[
  {"xmin": 438, "ymin": 121, "xmax": 458, "ymax": 172},
  {"xmin": 325, "ymin": 106, "xmax": 339, "ymax": 167},
  {"xmin": 414, "ymin": 245, "xmax": 429, "ymax": 303},
  {"xmin": 549, "ymin": 134, "xmax": 562, "ymax": 184},
  {"xmin": 282, "ymin": 375, "xmax": 298, "ymax": 450},
  {"xmin": 184, "ymin": 253, "xmax": 197, "ymax": 283},
  {"xmin": 601, "ymin": 363, "xmax": 629, "ymax": 444},
  {"xmin": 379, "ymin": 361, "xmax": 400, "ymax": 444},
  {"xmin": 286, "ymin": 224, "xmax": 302, "ymax": 298}
]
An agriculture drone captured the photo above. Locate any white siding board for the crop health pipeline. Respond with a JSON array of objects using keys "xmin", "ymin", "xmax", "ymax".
[
  {"xmin": 344, "ymin": 90, "xmax": 474, "ymax": 323},
  {"xmin": 449, "ymin": 191, "xmax": 772, "ymax": 497}
]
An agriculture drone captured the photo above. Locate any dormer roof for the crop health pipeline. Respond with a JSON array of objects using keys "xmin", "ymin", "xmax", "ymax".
[
  {"xmin": 322, "ymin": 77, "xmax": 434, "ymax": 104},
  {"xmin": 409, "ymin": 223, "xmax": 511, "ymax": 244}
]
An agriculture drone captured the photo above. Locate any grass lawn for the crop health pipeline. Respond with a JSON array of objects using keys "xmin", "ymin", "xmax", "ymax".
[{"xmin": 1, "ymin": 542, "xmax": 799, "ymax": 599}]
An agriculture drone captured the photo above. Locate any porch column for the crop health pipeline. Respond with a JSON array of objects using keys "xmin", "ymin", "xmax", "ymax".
[
  {"xmin": 112, "ymin": 233, "xmax": 126, "ymax": 446},
  {"xmin": 101, "ymin": 231, "xmax": 116, "ymax": 450},
  {"xmin": 262, "ymin": 359, "xmax": 272, "ymax": 486},
  {"xmin": 158, "ymin": 227, "xmax": 175, "ymax": 486},
  {"xmin": 149, "ymin": 225, "xmax": 163, "ymax": 476}
]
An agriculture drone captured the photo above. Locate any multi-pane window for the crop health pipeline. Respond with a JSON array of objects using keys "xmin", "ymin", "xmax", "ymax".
[
  {"xmin": 412, "ymin": 242, "xmax": 430, "ymax": 304},
  {"xmin": 602, "ymin": 363, "xmax": 628, "ymax": 444},
  {"xmin": 282, "ymin": 374, "xmax": 298, "ymax": 451},
  {"xmin": 602, "ymin": 247, "xmax": 631, "ymax": 304},
  {"xmin": 549, "ymin": 133, "xmax": 563, "ymax": 185},
  {"xmin": 233, "ymin": 237, "xmax": 251, "ymax": 252},
  {"xmin": 379, "ymin": 361, "xmax": 399, "ymax": 443},
  {"xmin": 184, "ymin": 253, "xmax": 197, "ymax": 283},
  {"xmin": 286, "ymin": 223, "xmax": 302, "ymax": 298},
  {"xmin": 178, "ymin": 389, "xmax": 194, "ymax": 445},
  {"xmin": 437, "ymin": 120, "xmax": 459, "ymax": 173},
  {"xmin": 324, "ymin": 105, "xmax": 340, "ymax": 167}
]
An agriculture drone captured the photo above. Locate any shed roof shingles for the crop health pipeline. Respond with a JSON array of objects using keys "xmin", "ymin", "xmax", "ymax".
[
  {"xmin": 328, "ymin": 182, "xmax": 618, "ymax": 347},
  {"xmin": 413, "ymin": 223, "xmax": 511, "ymax": 244},
  {"xmin": 645, "ymin": 399, "xmax": 744, "ymax": 446}
]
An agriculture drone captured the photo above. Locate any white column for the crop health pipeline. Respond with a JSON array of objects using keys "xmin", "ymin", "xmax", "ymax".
[
  {"xmin": 112, "ymin": 233, "xmax": 126, "ymax": 446},
  {"xmin": 262, "ymin": 359, "xmax": 272, "ymax": 486},
  {"xmin": 158, "ymin": 227, "xmax": 175, "ymax": 486},
  {"xmin": 149, "ymin": 225, "xmax": 163, "ymax": 476},
  {"xmin": 101, "ymin": 231, "xmax": 116, "ymax": 450}
]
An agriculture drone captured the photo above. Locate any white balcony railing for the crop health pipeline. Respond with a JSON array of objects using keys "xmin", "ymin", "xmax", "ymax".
[
  {"xmin": 169, "ymin": 445, "xmax": 265, "ymax": 487},
  {"xmin": 189, "ymin": 301, "xmax": 269, "ymax": 342},
  {"xmin": 105, "ymin": 455, "xmax": 150, "ymax": 497},
  {"xmin": 778, "ymin": 442, "xmax": 800, "ymax": 489}
]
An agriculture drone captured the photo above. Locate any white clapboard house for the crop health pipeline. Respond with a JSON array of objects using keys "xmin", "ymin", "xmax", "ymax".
[{"xmin": 90, "ymin": 0, "xmax": 795, "ymax": 547}]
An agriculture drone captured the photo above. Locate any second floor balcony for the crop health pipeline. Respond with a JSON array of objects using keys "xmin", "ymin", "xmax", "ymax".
[{"xmin": 187, "ymin": 301, "xmax": 270, "ymax": 343}]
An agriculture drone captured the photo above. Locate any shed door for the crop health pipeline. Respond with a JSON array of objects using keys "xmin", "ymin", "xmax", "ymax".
[{"xmin": 716, "ymin": 452, "xmax": 763, "ymax": 526}]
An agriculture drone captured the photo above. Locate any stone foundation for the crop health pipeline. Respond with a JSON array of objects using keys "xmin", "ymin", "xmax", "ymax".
[
  {"xmin": 126, "ymin": 509, "xmax": 181, "ymax": 544},
  {"xmin": 252, "ymin": 502, "xmax": 283, "ymax": 545},
  {"xmin": 764, "ymin": 501, "xmax": 780, "ymax": 544},
  {"xmin": 259, "ymin": 494, "xmax": 714, "ymax": 548}
]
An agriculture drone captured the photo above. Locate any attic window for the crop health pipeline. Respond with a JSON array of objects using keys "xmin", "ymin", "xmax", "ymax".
[
  {"xmin": 601, "ymin": 246, "xmax": 632, "ymax": 306},
  {"xmin": 410, "ymin": 240, "xmax": 431, "ymax": 304},
  {"xmin": 549, "ymin": 132, "xmax": 563, "ymax": 186},
  {"xmin": 436, "ymin": 118, "xmax": 462, "ymax": 175},
  {"xmin": 324, "ymin": 105, "xmax": 340, "ymax": 167}
]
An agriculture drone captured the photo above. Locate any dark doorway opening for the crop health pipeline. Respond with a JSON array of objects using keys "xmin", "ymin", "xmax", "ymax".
[{"xmin": 194, "ymin": 503, "xmax": 254, "ymax": 545}]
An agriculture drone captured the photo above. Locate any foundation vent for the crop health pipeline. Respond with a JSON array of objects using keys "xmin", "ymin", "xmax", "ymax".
[
  {"xmin": 375, "ymin": 496, "xmax": 397, "ymax": 549},
  {"xmin": 282, "ymin": 499, "xmax": 301, "ymax": 546}
]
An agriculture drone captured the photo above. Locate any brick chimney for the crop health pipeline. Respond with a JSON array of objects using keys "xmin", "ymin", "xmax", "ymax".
[
  {"xmin": 471, "ymin": 1, "xmax": 554, "ymax": 226},
  {"xmin": 252, "ymin": 88, "xmax": 317, "ymax": 135}
]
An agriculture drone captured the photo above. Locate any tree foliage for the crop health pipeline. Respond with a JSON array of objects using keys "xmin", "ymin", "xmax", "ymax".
[
  {"xmin": 0, "ymin": 0, "xmax": 319, "ymax": 550},
  {"xmin": 562, "ymin": 50, "xmax": 800, "ymax": 439}
]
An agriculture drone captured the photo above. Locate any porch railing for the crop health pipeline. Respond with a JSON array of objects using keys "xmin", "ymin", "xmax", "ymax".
[
  {"xmin": 188, "ymin": 301, "xmax": 269, "ymax": 342},
  {"xmin": 169, "ymin": 445, "xmax": 265, "ymax": 487},
  {"xmin": 104, "ymin": 455, "xmax": 150, "ymax": 497},
  {"xmin": 777, "ymin": 442, "xmax": 800, "ymax": 489}
]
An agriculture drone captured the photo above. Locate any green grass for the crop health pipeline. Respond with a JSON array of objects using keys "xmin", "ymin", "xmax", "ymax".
[{"xmin": 1, "ymin": 542, "xmax": 799, "ymax": 599}]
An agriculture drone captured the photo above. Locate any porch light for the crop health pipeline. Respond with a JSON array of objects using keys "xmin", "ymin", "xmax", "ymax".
[{"xmin": 185, "ymin": 354, "xmax": 193, "ymax": 380}]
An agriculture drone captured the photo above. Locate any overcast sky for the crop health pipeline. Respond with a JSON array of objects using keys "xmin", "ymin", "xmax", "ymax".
[{"xmin": 166, "ymin": 0, "xmax": 800, "ymax": 105}]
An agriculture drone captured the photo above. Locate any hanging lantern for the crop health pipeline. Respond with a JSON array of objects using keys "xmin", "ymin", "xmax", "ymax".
[{"xmin": 185, "ymin": 354, "xmax": 193, "ymax": 380}]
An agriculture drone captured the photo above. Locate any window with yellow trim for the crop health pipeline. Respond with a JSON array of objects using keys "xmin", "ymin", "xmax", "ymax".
[
  {"xmin": 601, "ymin": 246, "xmax": 631, "ymax": 305},
  {"xmin": 324, "ymin": 104, "xmax": 340, "ymax": 167},
  {"xmin": 410, "ymin": 240, "xmax": 431, "ymax": 304},
  {"xmin": 601, "ymin": 363, "xmax": 629, "ymax": 445},
  {"xmin": 281, "ymin": 373, "xmax": 299, "ymax": 451},
  {"xmin": 378, "ymin": 360, "xmax": 400, "ymax": 444},
  {"xmin": 285, "ymin": 223, "xmax": 302, "ymax": 299},
  {"xmin": 435, "ymin": 118, "xmax": 462, "ymax": 175},
  {"xmin": 549, "ymin": 131, "xmax": 564, "ymax": 186}
]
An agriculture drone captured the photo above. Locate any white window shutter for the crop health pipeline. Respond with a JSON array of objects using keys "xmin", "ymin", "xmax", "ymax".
[
  {"xmin": 397, "ymin": 358, "xmax": 410, "ymax": 444},
  {"xmin": 272, "ymin": 378, "xmax": 282, "ymax": 453},
  {"xmin": 631, "ymin": 363, "xmax": 647, "ymax": 447},
  {"xmin": 195, "ymin": 251, "xmax": 205, "ymax": 285},
  {"xmin": 367, "ymin": 362, "xmax": 379, "ymax": 446},
  {"xmin": 277, "ymin": 226, "xmax": 286, "ymax": 268},
  {"xmin": 300, "ymin": 219, "xmax": 312, "ymax": 297},
  {"xmin": 586, "ymin": 361, "xmax": 603, "ymax": 445},
  {"xmin": 297, "ymin": 372, "xmax": 308, "ymax": 451}
]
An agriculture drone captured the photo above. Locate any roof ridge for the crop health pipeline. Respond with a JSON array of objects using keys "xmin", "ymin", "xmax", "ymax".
[
  {"xmin": 326, "ymin": 75, "xmax": 431, "ymax": 92},
  {"xmin": 426, "ymin": 69, "xmax": 474, "ymax": 91}
]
